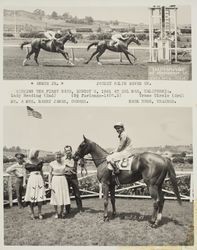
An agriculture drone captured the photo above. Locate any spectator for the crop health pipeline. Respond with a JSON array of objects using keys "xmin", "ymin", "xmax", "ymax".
[
  {"xmin": 79, "ymin": 157, "xmax": 88, "ymax": 177},
  {"xmin": 49, "ymin": 151, "xmax": 70, "ymax": 219},
  {"xmin": 24, "ymin": 150, "xmax": 46, "ymax": 220},
  {"xmin": 63, "ymin": 145, "xmax": 83, "ymax": 213},
  {"xmin": 6, "ymin": 153, "xmax": 26, "ymax": 208}
]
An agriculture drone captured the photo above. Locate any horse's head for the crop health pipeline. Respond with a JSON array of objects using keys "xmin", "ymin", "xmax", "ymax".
[
  {"xmin": 67, "ymin": 31, "xmax": 77, "ymax": 44},
  {"xmin": 60, "ymin": 31, "xmax": 78, "ymax": 44},
  {"xmin": 133, "ymin": 35, "xmax": 141, "ymax": 45},
  {"xmin": 73, "ymin": 135, "xmax": 92, "ymax": 161},
  {"xmin": 127, "ymin": 34, "xmax": 141, "ymax": 46}
]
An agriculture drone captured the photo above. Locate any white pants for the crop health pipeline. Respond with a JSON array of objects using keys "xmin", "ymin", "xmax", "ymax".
[{"xmin": 107, "ymin": 147, "xmax": 132, "ymax": 163}]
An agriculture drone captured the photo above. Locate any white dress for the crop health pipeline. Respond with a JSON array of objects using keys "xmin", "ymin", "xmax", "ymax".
[
  {"xmin": 24, "ymin": 161, "xmax": 46, "ymax": 204},
  {"xmin": 50, "ymin": 160, "xmax": 70, "ymax": 206}
]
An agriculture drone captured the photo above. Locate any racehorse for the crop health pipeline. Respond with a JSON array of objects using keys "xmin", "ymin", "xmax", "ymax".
[
  {"xmin": 85, "ymin": 34, "xmax": 141, "ymax": 65},
  {"xmin": 73, "ymin": 136, "xmax": 182, "ymax": 227},
  {"xmin": 20, "ymin": 31, "xmax": 77, "ymax": 66}
]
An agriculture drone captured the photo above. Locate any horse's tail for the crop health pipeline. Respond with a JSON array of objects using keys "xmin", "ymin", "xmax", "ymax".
[
  {"xmin": 87, "ymin": 42, "xmax": 99, "ymax": 51},
  {"xmin": 20, "ymin": 41, "xmax": 30, "ymax": 50},
  {"xmin": 167, "ymin": 159, "xmax": 182, "ymax": 205}
]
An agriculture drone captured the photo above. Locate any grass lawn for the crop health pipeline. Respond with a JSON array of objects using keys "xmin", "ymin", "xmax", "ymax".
[{"xmin": 4, "ymin": 198, "xmax": 193, "ymax": 246}]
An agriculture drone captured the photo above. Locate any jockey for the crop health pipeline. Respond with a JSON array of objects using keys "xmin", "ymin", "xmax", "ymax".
[
  {"xmin": 107, "ymin": 122, "xmax": 132, "ymax": 174},
  {"xmin": 42, "ymin": 30, "xmax": 63, "ymax": 46},
  {"xmin": 111, "ymin": 32, "xmax": 129, "ymax": 47}
]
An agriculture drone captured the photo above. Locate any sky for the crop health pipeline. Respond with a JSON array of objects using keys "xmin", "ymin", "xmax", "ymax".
[
  {"xmin": 3, "ymin": 106, "xmax": 192, "ymax": 152},
  {"xmin": 4, "ymin": 4, "xmax": 191, "ymax": 25}
]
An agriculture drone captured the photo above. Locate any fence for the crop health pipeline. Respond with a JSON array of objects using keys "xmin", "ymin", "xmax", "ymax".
[
  {"xmin": 3, "ymin": 170, "xmax": 193, "ymax": 208},
  {"xmin": 4, "ymin": 44, "xmax": 192, "ymax": 63}
]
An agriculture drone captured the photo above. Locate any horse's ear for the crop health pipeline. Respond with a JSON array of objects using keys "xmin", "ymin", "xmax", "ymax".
[{"xmin": 83, "ymin": 135, "xmax": 87, "ymax": 142}]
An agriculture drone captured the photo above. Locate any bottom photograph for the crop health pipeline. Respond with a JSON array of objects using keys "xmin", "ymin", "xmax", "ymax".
[{"xmin": 3, "ymin": 106, "xmax": 193, "ymax": 246}]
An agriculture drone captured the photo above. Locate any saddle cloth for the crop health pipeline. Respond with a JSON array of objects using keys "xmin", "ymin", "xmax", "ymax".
[{"xmin": 108, "ymin": 156, "xmax": 134, "ymax": 171}]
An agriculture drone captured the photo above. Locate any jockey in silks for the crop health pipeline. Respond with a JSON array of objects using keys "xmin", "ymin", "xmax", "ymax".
[
  {"xmin": 42, "ymin": 30, "xmax": 63, "ymax": 47},
  {"xmin": 111, "ymin": 32, "xmax": 129, "ymax": 47},
  {"xmin": 107, "ymin": 122, "xmax": 133, "ymax": 186}
]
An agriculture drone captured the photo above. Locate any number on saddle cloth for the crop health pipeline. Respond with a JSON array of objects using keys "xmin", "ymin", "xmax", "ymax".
[{"xmin": 118, "ymin": 156, "xmax": 134, "ymax": 171}]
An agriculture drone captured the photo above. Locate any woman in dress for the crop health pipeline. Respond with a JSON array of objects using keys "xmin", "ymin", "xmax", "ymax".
[
  {"xmin": 24, "ymin": 149, "xmax": 46, "ymax": 219},
  {"xmin": 49, "ymin": 151, "xmax": 70, "ymax": 218}
]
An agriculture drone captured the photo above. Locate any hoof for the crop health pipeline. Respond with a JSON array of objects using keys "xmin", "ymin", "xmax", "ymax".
[
  {"xmin": 149, "ymin": 219, "xmax": 155, "ymax": 225},
  {"xmin": 103, "ymin": 216, "xmax": 109, "ymax": 222},
  {"xmin": 84, "ymin": 61, "xmax": 88, "ymax": 64},
  {"xmin": 150, "ymin": 223, "xmax": 158, "ymax": 228},
  {"xmin": 112, "ymin": 213, "xmax": 116, "ymax": 218},
  {"xmin": 68, "ymin": 62, "xmax": 74, "ymax": 66}
]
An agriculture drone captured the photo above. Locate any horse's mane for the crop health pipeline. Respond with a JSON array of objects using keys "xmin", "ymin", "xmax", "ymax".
[
  {"xmin": 88, "ymin": 140, "xmax": 109, "ymax": 155},
  {"xmin": 94, "ymin": 142, "xmax": 109, "ymax": 154}
]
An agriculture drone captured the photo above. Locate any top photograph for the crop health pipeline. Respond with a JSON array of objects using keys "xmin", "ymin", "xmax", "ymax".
[{"xmin": 3, "ymin": 5, "xmax": 192, "ymax": 80}]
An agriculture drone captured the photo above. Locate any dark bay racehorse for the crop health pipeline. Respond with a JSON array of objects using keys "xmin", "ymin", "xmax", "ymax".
[
  {"xmin": 20, "ymin": 31, "xmax": 77, "ymax": 66},
  {"xmin": 85, "ymin": 34, "xmax": 141, "ymax": 65},
  {"xmin": 74, "ymin": 136, "xmax": 181, "ymax": 227}
]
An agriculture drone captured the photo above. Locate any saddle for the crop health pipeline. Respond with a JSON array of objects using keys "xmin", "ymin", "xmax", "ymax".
[
  {"xmin": 107, "ymin": 155, "xmax": 135, "ymax": 172},
  {"xmin": 109, "ymin": 40, "xmax": 119, "ymax": 48},
  {"xmin": 117, "ymin": 156, "xmax": 134, "ymax": 171}
]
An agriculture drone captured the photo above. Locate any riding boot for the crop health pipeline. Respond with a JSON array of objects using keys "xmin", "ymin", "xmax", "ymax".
[
  {"xmin": 111, "ymin": 162, "xmax": 120, "ymax": 174},
  {"xmin": 114, "ymin": 175, "xmax": 121, "ymax": 187}
]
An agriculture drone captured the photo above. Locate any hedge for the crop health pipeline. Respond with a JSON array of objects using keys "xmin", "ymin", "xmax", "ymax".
[{"xmin": 20, "ymin": 32, "xmax": 45, "ymax": 38}]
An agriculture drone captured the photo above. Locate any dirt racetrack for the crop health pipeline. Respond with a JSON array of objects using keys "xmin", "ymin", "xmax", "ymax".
[
  {"xmin": 3, "ymin": 45, "xmax": 149, "ymax": 80},
  {"xmin": 4, "ymin": 198, "xmax": 193, "ymax": 246}
]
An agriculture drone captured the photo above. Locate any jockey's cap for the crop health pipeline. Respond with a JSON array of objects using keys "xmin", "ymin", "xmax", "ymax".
[{"xmin": 114, "ymin": 122, "xmax": 124, "ymax": 129}]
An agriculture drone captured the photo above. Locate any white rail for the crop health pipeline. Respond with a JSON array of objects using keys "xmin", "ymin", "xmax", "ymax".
[
  {"xmin": 3, "ymin": 170, "xmax": 193, "ymax": 207},
  {"xmin": 4, "ymin": 44, "xmax": 191, "ymax": 63}
]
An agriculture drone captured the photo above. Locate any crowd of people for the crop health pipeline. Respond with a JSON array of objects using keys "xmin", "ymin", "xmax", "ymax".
[{"xmin": 6, "ymin": 145, "xmax": 86, "ymax": 220}]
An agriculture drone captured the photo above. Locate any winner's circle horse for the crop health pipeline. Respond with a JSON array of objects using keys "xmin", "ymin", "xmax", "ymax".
[
  {"xmin": 74, "ymin": 136, "xmax": 181, "ymax": 227},
  {"xmin": 85, "ymin": 34, "xmax": 141, "ymax": 65},
  {"xmin": 20, "ymin": 31, "xmax": 77, "ymax": 66}
]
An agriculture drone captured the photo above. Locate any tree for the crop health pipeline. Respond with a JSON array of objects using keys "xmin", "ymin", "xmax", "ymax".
[
  {"xmin": 33, "ymin": 9, "xmax": 45, "ymax": 19},
  {"xmin": 62, "ymin": 12, "xmax": 71, "ymax": 20},
  {"xmin": 51, "ymin": 11, "xmax": 58, "ymax": 19},
  {"xmin": 131, "ymin": 27, "xmax": 135, "ymax": 33},
  {"xmin": 97, "ymin": 26, "xmax": 102, "ymax": 32},
  {"xmin": 84, "ymin": 16, "xmax": 94, "ymax": 24}
]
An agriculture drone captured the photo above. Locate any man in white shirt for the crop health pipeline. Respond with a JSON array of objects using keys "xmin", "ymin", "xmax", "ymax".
[
  {"xmin": 62, "ymin": 145, "xmax": 83, "ymax": 213},
  {"xmin": 6, "ymin": 153, "xmax": 26, "ymax": 208}
]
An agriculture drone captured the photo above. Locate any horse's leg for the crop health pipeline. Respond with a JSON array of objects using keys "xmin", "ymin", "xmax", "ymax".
[
  {"xmin": 96, "ymin": 49, "xmax": 106, "ymax": 65},
  {"xmin": 109, "ymin": 184, "xmax": 116, "ymax": 217},
  {"xmin": 122, "ymin": 50, "xmax": 133, "ymax": 65},
  {"xmin": 34, "ymin": 49, "xmax": 40, "ymax": 66},
  {"xmin": 102, "ymin": 183, "xmax": 109, "ymax": 221},
  {"xmin": 23, "ymin": 49, "xmax": 34, "ymax": 66},
  {"xmin": 149, "ymin": 185, "xmax": 159, "ymax": 226},
  {"xmin": 126, "ymin": 50, "xmax": 137, "ymax": 61},
  {"xmin": 154, "ymin": 187, "xmax": 165, "ymax": 226},
  {"xmin": 60, "ymin": 51, "xmax": 74, "ymax": 65},
  {"xmin": 85, "ymin": 49, "xmax": 99, "ymax": 64}
]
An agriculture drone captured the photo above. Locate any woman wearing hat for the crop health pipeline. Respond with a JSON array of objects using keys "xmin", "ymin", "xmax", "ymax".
[
  {"xmin": 107, "ymin": 122, "xmax": 133, "ymax": 174},
  {"xmin": 6, "ymin": 153, "xmax": 26, "ymax": 208},
  {"xmin": 24, "ymin": 150, "xmax": 46, "ymax": 219},
  {"xmin": 49, "ymin": 151, "xmax": 70, "ymax": 219}
]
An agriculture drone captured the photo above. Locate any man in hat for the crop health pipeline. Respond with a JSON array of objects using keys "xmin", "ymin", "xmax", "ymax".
[
  {"xmin": 62, "ymin": 145, "xmax": 83, "ymax": 214},
  {"xmin": 107, "ymin": 122, "xmax": 132, "ymax": 175},
  {"xmin": 6, "ymin": 153, "xmax": 26, "ymax": 208}
]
